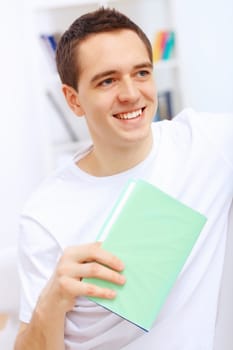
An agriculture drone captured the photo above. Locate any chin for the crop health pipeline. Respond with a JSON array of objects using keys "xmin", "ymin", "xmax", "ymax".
[{"xmin": 121, "ymin": 126, "xmax": 152, "ymax": 146}]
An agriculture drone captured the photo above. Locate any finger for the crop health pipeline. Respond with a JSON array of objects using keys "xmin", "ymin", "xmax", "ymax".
[
  {"xmin": 77, "ymin": 262, "xmax": 126, "ymax": 285},
  {"xmin": 64, "ymin": 277, "xmax": 117, "ymax": 300},
  {"xmin": 63, "ymin": 243, "xmax": 125, "ymax": 272}
]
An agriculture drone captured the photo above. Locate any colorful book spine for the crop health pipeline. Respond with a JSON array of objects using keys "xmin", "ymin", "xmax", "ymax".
[
  {"xmin": 153, "ymin": 30, "xmax": 175, "ymax": 62},
  {"xmin": 162, "ymin": 31, "xmax": 175, "ymax": 60},
  {"xmin": 153, "ymin": 31, "xmax": 165, "ymax": 62}
]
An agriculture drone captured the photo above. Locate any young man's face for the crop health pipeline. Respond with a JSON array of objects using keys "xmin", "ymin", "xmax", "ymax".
[{"xmin": 72, "ymin": 29, "xmax": 157, "ymax": 151}]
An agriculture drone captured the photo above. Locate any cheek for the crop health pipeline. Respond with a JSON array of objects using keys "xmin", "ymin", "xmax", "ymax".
[
  {"xmin": 142, "ymin": 78, "xmax": 157, "ymax": 98},
  {"xmin": 144, "ymin": 84, "xmax": 158, "ymax": 116},
  {"xmin": 145, "ymin": 85, "xmax": 157, "ymax": 104},
  {"xmin": 78, "ymin": 94, "xmax": 99, "ymax": 117},
  {"xmin": 82, "ymin": 98, "xmax": 111, "ymax": 127},
  {"xmin": 89, "ymin": 95, "xmax": 115, "ymax": 118}
]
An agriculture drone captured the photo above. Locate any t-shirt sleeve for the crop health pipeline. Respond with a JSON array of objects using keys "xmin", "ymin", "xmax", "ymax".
[
  {"xmin": 18, "ymin": 215, "xmax": 62, "ymax": 323},
  {"xmin": 176, "ymin": 109, "xmax": 233, "ymax": 171},
  {"xmin": 198, "ymin": 112, "xmax": 233, "ymax": 170}
]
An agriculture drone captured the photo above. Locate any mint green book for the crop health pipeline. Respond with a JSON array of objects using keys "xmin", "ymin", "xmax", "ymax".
[{"xmin": 83, "ymin": 179, "xmax": 207, "ymax": 331}]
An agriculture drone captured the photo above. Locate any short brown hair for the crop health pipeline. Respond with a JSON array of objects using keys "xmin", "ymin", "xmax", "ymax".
[{"xmin": 56, "ymin": 7, "xmax": 153, "ymax": 90}]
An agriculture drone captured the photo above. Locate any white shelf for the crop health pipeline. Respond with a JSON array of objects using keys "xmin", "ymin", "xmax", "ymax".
[
  {"xmin": 32, "ymin": 0, "xmax": 101, "ymax": 11},
  {"xmin": 154, "ymin": 59, "xmax": 179, "ymax": 71}
]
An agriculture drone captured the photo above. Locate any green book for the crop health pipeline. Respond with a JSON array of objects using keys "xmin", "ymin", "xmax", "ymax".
[{"xmin": 83, "ymin": 179, "xmax": 207, "ymax": 331}]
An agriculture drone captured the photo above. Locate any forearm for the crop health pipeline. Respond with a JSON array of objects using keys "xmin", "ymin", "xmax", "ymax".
[{"xmin": 14, "ymin": 295, "xmax": 66, "ymax": 350}]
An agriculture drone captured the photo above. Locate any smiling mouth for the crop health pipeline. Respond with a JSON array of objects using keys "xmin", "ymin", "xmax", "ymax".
[{"xmin": 113, "ymin": 107, "xmax": 146, "ymax": 120}]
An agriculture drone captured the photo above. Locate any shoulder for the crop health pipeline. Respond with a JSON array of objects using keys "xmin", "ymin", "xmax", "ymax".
[
  {"xmin": 20, "ymin": 141, "xmax": 98, "ymax": 246},
  {"xmin": 152, "ymin": 108, "xmax": 233, "ymax": 169},
  {"xmin": 22, "ymin": 141, "xmax": 93, "ymax": 217},
  {"xmin": 161, "ymin": 108, "xmax": 233, "ymax": 137},
  {"xmin": 151, "ymin": 109, "xmax": 201, "ymax": 152},
  {"xmin": 173, "ymin": 108, "xmax": 233, "ymax": 129},
  {"xmin": 177, "ymin": 108, "xmax": 233, "ymax": 168},
  {"xmin": 21, "ymin": 156, "xmax": 88, "ymax": 244},
  {"xmin": 22, "ymin": 163, "xmax": 74, "ymax": 216}
]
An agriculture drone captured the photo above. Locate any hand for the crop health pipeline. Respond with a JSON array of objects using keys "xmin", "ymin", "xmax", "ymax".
[{"xmin": 39, "ymin": 242, "xmax": 126, "ymax": 314}]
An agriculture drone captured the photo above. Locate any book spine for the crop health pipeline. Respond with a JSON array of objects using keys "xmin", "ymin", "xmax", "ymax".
[
  {"xmin": 160, "ymin": 31, "xmax": 169, "ymax": 59},
  {"xmin": 153, "ymin": 30, "xmax": 175, "ymax": 62},
  {"xmin": 155, "ymin": 90, "xmax": 173, "ymax": 121},
  {"xmin": 153, "ymin": 31, "xmax": 164, "ymax": 62},
  {"xmin": 46, "ymin": 91, "xmax": 78, "ymax": 142},
  {"xmin": 162, "ymin": 31, "xmax": 175, "ymax": 60},
  {"xmin": 97, "ymin": 181, "xmax": 136, "ymax": 241}
]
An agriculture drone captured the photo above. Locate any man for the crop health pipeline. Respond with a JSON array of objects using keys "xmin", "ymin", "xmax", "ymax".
[{"xmin": 14, "ymin": 7, "xmax": 233, "ymax": 350}]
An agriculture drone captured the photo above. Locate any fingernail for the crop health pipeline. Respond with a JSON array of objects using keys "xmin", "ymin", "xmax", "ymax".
[
  {"xmin": 118, "ymin": 261, "xmax": 125, "ymax": 270},
  {"xmin": 119, "ymin": 274, "xmax": 126, "ymax": 284},
  {"xmin": 108, "ymin": 290, "xmax": 116, "ymax": 298}
]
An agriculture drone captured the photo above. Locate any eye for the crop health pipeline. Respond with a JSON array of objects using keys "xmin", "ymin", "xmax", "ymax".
[
  {"xmin": 137, "ymin": 70, "xmax": 150, "ymax": 78},
  {"xmin": 98, "ymin": 78, "xmax": 115, "ymax": 87}
]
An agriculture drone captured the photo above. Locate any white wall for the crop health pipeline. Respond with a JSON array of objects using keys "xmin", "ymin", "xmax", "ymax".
[
  {"xmin": 173, "ymin": 0, "xmax": 233, "ymax": 113},
  {"xmin": 0, "ymin": 1, "xmax": 48, "ymax": 249}
]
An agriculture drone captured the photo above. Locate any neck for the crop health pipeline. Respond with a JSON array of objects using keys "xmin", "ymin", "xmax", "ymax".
[{"xmin": 77, "ymin": 133, "xmax": 153, "ymax": 177}]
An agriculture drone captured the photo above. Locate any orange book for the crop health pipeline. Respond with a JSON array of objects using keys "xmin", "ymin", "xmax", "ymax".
[{"xmin": 153, "ymin": 31, "xmax": 168, "ymax": 62}]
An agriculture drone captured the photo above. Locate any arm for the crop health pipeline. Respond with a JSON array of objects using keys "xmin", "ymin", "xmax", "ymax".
[{"xmin": 14, "ymin": 242, "xmax": 125, "ymax": 350}]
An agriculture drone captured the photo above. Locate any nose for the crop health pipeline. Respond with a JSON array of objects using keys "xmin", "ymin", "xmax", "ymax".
[{"xmin": 117, "ymin": 77, "xmax": 140, "ymax": 103}]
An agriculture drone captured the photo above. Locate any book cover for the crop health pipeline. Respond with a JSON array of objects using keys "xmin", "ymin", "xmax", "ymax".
[{"xmin": 83, "ymin": 179, "xmax": 207, "ymax": 331}]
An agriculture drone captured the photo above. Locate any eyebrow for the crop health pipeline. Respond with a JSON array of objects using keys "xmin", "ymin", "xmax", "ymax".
[{"xmin": 90, "ymin": 62, "xmax": 153, "ymax": 84}]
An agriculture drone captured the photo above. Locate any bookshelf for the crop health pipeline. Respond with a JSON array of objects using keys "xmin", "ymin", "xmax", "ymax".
[{"xmin": 29, "ymin": 0, "xmax": 184, "ymax": 171}]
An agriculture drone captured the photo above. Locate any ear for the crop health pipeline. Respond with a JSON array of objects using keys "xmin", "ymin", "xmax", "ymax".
[{"xmin": 62, "ymin": 84, "xmax": 84, "ymax": 116}]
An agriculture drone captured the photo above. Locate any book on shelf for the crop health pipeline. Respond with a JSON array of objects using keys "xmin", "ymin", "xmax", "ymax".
[
  {"xmin": 83, "ymin": 179, "xmax": 207, "ymax": 331},
  {"xmin": 46, "ymin": 78, "xmax": 90, "ymax": 143},
  {"xmin": 39, "ymin": 33, "xmax": 61, "ymax": 71},
  {"xmin": 39, "ymin": 32, "xmax": 91, "ymax": 143},
  {"xmin": 46, "ymin": 91, "xmax": 78, "ymax": 142},
  {"xmin": 162, "ymin": 31, "xmax": 175, "ymax": 60},
  {"xmin": 154, "ymin": 90, "xmax": 173, "ymax": 121},
  {"xmin": 153, "ymin": 30, "xmax": 175, "ymax": 62}
]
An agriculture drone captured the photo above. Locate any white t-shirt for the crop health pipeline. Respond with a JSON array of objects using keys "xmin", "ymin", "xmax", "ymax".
[{"xmin": 19, "ymin": 109, "xmax": 233, "ymax": 349}]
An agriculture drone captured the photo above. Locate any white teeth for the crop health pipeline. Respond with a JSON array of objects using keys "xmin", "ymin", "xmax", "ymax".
[{"xmin": 116, "ymin": 108, "xmax": 142, "ymax": 120}]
